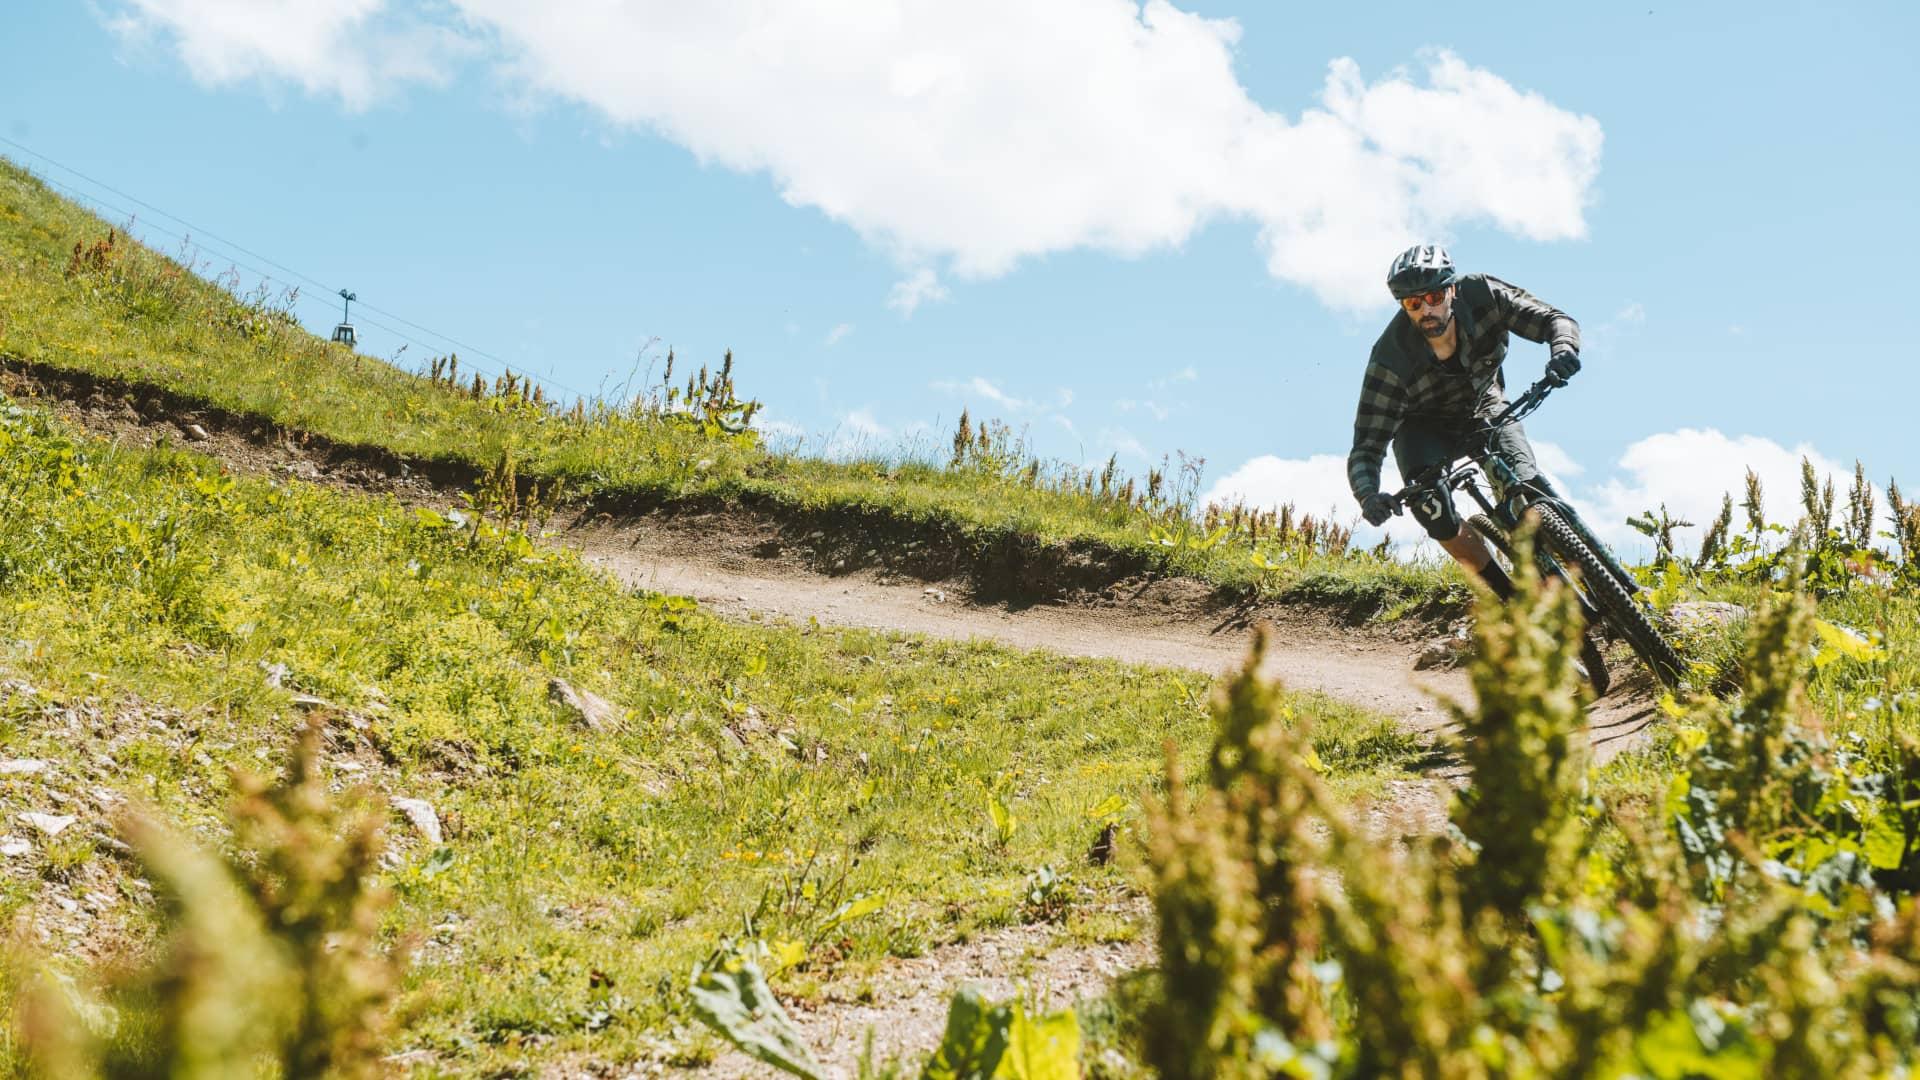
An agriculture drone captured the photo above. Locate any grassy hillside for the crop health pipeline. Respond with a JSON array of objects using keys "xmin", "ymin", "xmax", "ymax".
[
  {"xmin": 0, "ymin": 398, "xmax": 1420, "ymax": 1072},
  {"xmin": 0, "ymin": 155, "xmax": 1458, "ymax": 618}
]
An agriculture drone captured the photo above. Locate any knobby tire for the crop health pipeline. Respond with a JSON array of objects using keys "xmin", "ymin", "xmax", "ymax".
[
  {"xmin": 1529, "ymin": 503, "xmax": 1686, "ymax": 687},
  {"xmin": 1468, "ymin": 512, "xmax": 1613, "ymax": 695}
]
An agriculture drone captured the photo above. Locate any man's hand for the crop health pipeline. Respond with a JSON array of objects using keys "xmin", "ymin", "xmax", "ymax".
[
  {"xmin": 1546, "ymin": 347, "xmax": 1581, "ymax": 387},
  {"xmin": 1361, "ymin": 492, "xmax": 1397, "ymax": 527}
]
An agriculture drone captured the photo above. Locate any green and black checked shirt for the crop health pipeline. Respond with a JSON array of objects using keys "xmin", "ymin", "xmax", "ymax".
[{"xmin": 1346, "ymin": 273, "xmax": 1579, "ymax": 501}]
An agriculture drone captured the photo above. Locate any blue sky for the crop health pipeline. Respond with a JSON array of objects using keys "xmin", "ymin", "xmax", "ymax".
[{"xmin": 4, "ymin": 1, "xmax": 1916, "ymax": 553}]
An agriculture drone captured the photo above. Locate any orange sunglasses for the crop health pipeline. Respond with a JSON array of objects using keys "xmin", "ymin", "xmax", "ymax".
[{"xmin": 1399, "ymin": 289, "xmax": 1450, "ymax": 312}]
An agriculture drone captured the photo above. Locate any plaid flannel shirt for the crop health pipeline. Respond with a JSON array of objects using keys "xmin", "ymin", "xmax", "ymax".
[{"xmin": 1346, "ymin": 273, "xmax": 1579, "ymax": 502}]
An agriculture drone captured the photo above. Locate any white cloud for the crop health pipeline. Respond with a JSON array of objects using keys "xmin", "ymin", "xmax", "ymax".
[
  {"xmin": 1531, "ymin": 439, "xmax": 1584, "ymax": 479},
  {"xmin": 1204, "ymin": 452, "xmax": 1426, "ymax": 546},
  {"xmin": 1149, "ymin": 365, "xmax": 1199, "ymax": 389},
  {"xmin": 932, "ymin": 375, "xmax": 1034, "ymax": 413},
  {"xmin": 823, "ymin": 322, "xmax": 854, "ymax": 346},
  {"xmin": 107, "ymin": 0, "xmax": 471, "ymax": 109},
  {"xmin": 1205, "ymin": 428, "xmax": 1873, "ymax": 562},
  {"xmin": 751, "ymin": 415, "xmax": 806, "ymax": 441},
  {"xmin": 1573, "ymin": 428, "xmax": 1860, "ymax": 557},
  {"xmin": 888, "ymin": 268, "xmax": 949, "ymax": 316},
  {"xmin": 1115, "ymin": 399, "xmax": 1171, "ymax": 421},
  {"xmin": 843, "ymin": 408, "xmax": 889, "ymax": 438},
  {"xmin": 114, "ymin": 3, "xmax": 1603, "ymax": 311},
  {"xmin": 1099, "ymin": 428, "xmax": 1153, "ymax": 464}
]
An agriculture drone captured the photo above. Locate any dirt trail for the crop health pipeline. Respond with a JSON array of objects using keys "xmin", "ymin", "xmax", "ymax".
[{"xmin": 568, "ymin": 518, "xmax": 1659, "ymax": 765}]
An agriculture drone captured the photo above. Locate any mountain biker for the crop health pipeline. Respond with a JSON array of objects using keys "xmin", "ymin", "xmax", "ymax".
[{"xmin": 1347, "ymin": 244, "xmax": 1582, "ymax": 603}]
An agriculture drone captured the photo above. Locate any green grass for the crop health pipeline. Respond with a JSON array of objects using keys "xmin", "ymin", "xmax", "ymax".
[
  {"xmin": 0, "ymin": 399, "xmax": 1424, "ymax": 1072},
  {"xmin": 0, "ymin": 155, "xmax": 1458, "ymax": 618}
]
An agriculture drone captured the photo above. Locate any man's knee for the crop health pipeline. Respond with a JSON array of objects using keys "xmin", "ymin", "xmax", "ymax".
[{"xmin": 1406, "ymin": 485, "xmax": 1461, "ymax": 541}]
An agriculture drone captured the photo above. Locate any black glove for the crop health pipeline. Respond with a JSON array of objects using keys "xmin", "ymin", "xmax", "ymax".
[
  {"xmin": 1361, "ymin": 492, "xmax": 1396, "ymax": 527},
  {"xmin": 1546, "ymin": 347, "xmax": 1581, "ymax": 387}
]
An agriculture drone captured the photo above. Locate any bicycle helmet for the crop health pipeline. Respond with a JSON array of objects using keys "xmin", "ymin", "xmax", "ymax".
[{"xmin": 1386, "ymin": 244, "xmax": 1456, "ymax": 298}]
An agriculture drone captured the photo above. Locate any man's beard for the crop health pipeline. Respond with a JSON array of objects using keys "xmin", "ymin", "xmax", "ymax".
[{"xmin": 1418, "ymin": 314, "xmax": 1450, "ymax": 336}]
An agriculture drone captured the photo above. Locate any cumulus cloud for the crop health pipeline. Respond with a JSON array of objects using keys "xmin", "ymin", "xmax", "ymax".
[
  {"xmin": 823, "ymin": 322, "xmax": 855, "ymax": 346},
  {"xmin": 1574, "ymin": 429, "xmax": 1861, "ymax": 558},
  {"xmin": 1531, "ymin": 439, "xmax": 1584, "ymax": 479},
  {"xmin": 106, "ymin": 0, "xmax": 470, "ymax": 108},
  {"xmin": 109, "ymin": 1, "xmax": 1602, "ymax": 310},
  {"xmin": 1203, "ymin": 452, "xmax": 1426, "ymax": 546},
  {"xmin": 887, "ymin": 268, "xmax": 949, "ymax": 316},
  {"xmin": 1206, "ymin": 429, "xmax": 1875, "ymax": 561},
  {"xmin": 751, "ymin": 414, "xmax": 807, "ymax": 442},
  {"xmin": 932, "ymin": 376, "xmax": 1034, "ymax": 413}
]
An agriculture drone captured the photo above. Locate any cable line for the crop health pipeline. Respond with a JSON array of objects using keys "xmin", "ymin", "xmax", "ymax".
[{"xmin": 1, "ymin": 136, "xmax": 600, "ymax": 401}]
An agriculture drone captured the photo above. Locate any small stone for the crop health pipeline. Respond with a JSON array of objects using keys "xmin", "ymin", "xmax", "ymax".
[
  {"xmin": 19, "ymin": 812, "xmax": 77, "ymax": 837},
  {"xmin": 290, "ymin": 694, "xmax": 334, "ymax": 710},
  {"xmin": 1420, "ymin": 622, "xmax": 1474, "ymax": 664},
  {"xmin": 0, "ymin": 759, "xmax": 48, "ymax": 776},
  {"xmin": 1668, "ymin": 601, "xmax": 1748, "ymax": 632},
  {"xmin": 184, "ymin": 423, "xmax": 212, "ymax": 441},
  {"xmin": 923, "ymin": 587, "xmax": 948, "ymax": 603},
  {"xmin": 548, "ymin": 678, "xmax": 615, "ymax": 731},
  {"xmin": 261, "ymin": 661, "xmax": 291, "ymax": 689},
  {"xmin": 1, "ymin": 836, "xmax": 29, "ymax": 857},
  {"xmin": 389, "ymin": 797, "xmax": 443, "ymax": 844}
]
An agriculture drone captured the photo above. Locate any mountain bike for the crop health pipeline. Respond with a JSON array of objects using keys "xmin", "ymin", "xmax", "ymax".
[{"xmin": 1384, "ymin": 378, "xmax": 1687, "ymax": 688}]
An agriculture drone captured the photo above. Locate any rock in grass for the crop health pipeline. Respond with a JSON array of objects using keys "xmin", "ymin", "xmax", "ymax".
[
  {"xmin": 1415, "ymin": 622, "xmax": 1475, "ymax": 671},
  {"xmin": 0, "ymin": 759, "xmax": 49, "ymax": 776},
  {"xmin": 1668, "ymin": 601, "xmax": 1748, "ymax": 632},
  {"xmin": 389, "ymin": 797, "xmax": 443, "ymax": 844},
  {"xmin": 1, "ymin": 836, "xmax": 30, "ymax": 857},
  {"xmin": 18, "ymin": 812, "xmax": 77, "ymax": 837},
  {"xmin": 548, "ymin": 678, "xmax": 615, "ymax": 731}
]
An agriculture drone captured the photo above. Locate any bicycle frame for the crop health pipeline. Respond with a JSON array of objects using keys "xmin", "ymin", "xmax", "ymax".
[{"xmin": 1389, "ymin": 379, "xmax": 1640, "ymax": 595}]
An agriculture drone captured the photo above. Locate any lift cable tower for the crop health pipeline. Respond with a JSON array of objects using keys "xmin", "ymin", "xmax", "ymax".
[{"xmin": 331, "ymin": 289, "xmax": 357, "ymax": 347}]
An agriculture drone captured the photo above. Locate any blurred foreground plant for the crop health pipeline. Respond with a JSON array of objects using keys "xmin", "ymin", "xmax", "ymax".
[
  {"xmin": 1138, "ymin": 528, "xmax": 1920, "ymax": 1078},
  {"xmin": 9, "ymin": 718, "xmax": 408, "ymax": 1078}
]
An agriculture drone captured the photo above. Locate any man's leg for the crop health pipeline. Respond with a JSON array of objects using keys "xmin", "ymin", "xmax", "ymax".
[
  {"xmin": 1392, "ymin": 420, "xmax": 1516, "ymax": 600},
  {"xmin": 1440, "ymin": 526, "xmax": 1515, "ymax": 599}
]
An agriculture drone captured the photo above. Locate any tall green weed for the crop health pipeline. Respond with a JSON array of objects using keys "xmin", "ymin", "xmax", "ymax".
[{"xmin": 1138, "ymin": 533, "xmax": 1920, "ymax": 1077}]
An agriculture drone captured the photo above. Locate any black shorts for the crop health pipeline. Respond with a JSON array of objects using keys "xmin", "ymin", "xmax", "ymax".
[{"xmin": 1391, "ymin": 415, "xmax": 1543, "ymax": 540}]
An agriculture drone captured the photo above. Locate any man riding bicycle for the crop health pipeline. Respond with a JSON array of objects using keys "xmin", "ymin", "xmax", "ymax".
[{"xmin": 1347, "ymin": 244, "xmax": 1582, "ymax": 602}]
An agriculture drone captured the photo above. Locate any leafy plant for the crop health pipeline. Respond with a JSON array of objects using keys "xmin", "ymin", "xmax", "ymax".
[
  {"xmin": 9, "ymin": 718, "xmax": 407, "ymax": 1078},
  {"xmin": 1138, "ymin": 529, "xmax": 1920, "ymax": 1077},
  {"xmin": 689, "ymin": 943, "xmax": 827, "ymax": 1080},
  {"xmin": 920, "ymin": 989, "xmax": 1081, "ymax": 1080}
]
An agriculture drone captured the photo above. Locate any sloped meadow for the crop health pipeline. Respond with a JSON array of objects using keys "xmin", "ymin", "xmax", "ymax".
[{"xmin": 0, "ymin": 400, "xmax": 1417, "ymax": 1073}]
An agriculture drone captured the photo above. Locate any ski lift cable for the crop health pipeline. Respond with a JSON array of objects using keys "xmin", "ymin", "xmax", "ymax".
[
  {"xmin": 1, "ymin": 137, "xmax": 603, "ymax": 401},
  {"xmin": 23, "ymin": 170, "xmax": 441, "ymax": 360},
  {"xmin": 5, "ymin": 142, "xmax": 591, "ymax": 399}
]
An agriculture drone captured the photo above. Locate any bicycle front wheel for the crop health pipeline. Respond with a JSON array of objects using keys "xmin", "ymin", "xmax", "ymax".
[{"xmin": 1530, "ymin": 503, "xmax": 1686, "ymax": 687}]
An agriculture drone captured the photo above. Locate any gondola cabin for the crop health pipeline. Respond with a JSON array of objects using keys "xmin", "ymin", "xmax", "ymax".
[{"xmin": 332, "ymin": 289, "xmax": 357, "ymax": 347}]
